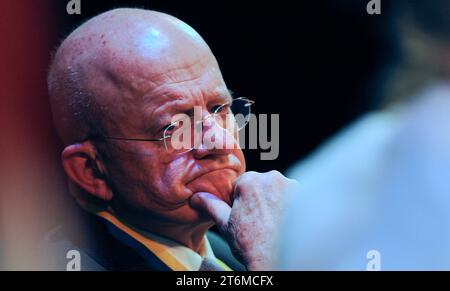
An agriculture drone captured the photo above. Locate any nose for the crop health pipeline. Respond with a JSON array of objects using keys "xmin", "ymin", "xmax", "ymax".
[{"xmin": 192, "ymin": 114, "xmax": 238, "ymax": 159}]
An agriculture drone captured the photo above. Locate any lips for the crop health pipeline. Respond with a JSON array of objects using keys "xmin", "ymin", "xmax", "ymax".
[
  {"xmin": 186, "ymin": 165, "xmax": 241, "ymax": 185},
  {"xmin": 186, "ymin": 167, "xmax": 239, "ymax": 205}
]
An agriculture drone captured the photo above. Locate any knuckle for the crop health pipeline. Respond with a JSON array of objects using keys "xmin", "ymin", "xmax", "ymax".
[
  {"xmin": 268, "ymin": 170, "xmax": 283, "ymax": 179},
  {"xmin": 235, "ymin": 171, "xmax": 296, "ymax": 199},
  {"xmin": 236, "ymin": 171, "xmax": 258, "ymax": 185},
  {"xmin": 245, "ymin": 170, "xmax": 259, "ymax": 178}
]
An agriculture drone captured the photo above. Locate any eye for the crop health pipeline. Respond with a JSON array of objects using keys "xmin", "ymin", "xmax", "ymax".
[
  {"xmin": 163, "ymin": 123, "xmax": 177, "ymax": 134},
  {"xmin": 212, "ymin": 103, "xmax": 231, "ymax": 115},
  {"xmin": 163, "ymin": 120, "xmax": 184, "ymax": 137}
]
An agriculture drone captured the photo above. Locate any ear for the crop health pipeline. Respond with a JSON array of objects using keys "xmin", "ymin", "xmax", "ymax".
[{"xmin": 61, "ymin": 143, "xmax": 113, "ymax": 202}]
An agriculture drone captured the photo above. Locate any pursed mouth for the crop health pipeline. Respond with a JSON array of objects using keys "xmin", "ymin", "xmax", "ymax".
[{"xmin": 185, "ymin": 167, "xmax": 240, "ymax": 185}]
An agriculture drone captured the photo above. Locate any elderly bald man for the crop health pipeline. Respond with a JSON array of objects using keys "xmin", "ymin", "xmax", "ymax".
[{"xmin": 46, "ymin": 8, "xmax": 295, "ymax": 271}]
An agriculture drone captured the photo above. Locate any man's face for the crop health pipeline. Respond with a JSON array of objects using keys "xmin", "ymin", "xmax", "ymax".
[{"xmin": 97, "ymin": 52, "xmax": 246, "ymax": 226}]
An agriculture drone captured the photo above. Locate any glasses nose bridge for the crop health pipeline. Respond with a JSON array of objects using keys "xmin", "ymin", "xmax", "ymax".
[
  {"xmin": 193, "ymin": 108, "xmax": 219, "ymax": 129},
  {"xmin": 191, "ymin": 115, "xmax": 237, "ymax": 152},
  {"xmin": 192, "ymin": 116, "xmax": 218, "ymax": 140}
]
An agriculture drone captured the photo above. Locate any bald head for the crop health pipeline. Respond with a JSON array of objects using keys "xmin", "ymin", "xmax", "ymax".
[{"xmin": 48, "ymin": 8, "xmax": 219, "ymax": 145}]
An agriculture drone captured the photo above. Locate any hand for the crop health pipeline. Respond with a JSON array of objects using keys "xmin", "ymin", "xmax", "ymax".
[{"xmin": 190, "ymin": 170, "xmax": 298, "ymax": 270}]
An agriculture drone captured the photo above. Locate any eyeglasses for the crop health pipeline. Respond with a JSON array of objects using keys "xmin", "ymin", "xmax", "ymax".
[{"xmin": 92, "ymin": 97, "xmax": 254, "ymax": 155}]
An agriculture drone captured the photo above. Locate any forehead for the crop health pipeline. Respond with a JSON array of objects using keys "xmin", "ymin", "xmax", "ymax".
[
  {"xmin": 104, "ymin": 56, "xmax": 231, "ymax": 134},
  {"xmin": 149, "ymin": 65, "xmax": 230, "ymax": 103},
  {"xmin": 115, "ymin": 45, "xmax": 228, "ymax": 100},
  {"xmin": 143, "ymin": 65, "xmax": 231, "ymax": 120}
]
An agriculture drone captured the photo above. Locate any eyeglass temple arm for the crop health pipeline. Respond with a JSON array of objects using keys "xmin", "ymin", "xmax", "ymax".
[{"xmin": 101, "ymin": 136, "xmax": 166, "ymax": 142}]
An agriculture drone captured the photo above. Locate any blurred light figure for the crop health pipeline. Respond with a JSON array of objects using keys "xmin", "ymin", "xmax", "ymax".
[{"xmin": 279, "ymin": 1, "xmax": 450, "ymax": 270}]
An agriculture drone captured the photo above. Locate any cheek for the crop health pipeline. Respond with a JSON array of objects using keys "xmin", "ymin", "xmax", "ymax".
[
  {"xmin": 106, "ymin": 153, "xmax": 187, "ymax": 206},
  {"xmin": 158, "ymin": 155, "xmax": 194, "ymax": 201}
]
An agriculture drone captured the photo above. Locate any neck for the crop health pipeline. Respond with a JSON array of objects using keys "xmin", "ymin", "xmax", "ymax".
[
  {"xmin": 113, "ymin": 209, "xmax": 214, "ymax": 253},
  {"xmin": 151, "ymin": 221, "xmax": 213, "ymax": 253}
]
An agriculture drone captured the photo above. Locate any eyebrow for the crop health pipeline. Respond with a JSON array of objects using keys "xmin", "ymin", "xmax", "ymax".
[
  {"xmin": 143, "ymin": 89, "xmax": 234, "ymax": 129},
  {"xmin": 209, "ymin": 91, "xmax": 233, "ymax": 105}
]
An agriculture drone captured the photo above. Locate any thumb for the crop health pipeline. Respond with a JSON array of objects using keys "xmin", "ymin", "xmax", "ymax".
[{"xmin": 190, "ymin": 192, "xmax": 231, "ymax": 231}]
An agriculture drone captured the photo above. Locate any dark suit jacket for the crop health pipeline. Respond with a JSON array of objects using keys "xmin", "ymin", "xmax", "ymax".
[{"xmin": 41, "ymin": 210, "xmax": 245, "ymax": 271}]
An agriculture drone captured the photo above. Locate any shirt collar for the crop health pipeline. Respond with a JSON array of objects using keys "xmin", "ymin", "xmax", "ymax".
[{"xmin": 95, "ymin": 209, "xmax": 219, "ymax": 271}]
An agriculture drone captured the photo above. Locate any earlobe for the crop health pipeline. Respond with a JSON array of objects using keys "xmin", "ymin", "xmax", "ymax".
[{"xmin": 62, "ymin": 143, "xmax": 113, "ymax": 202}]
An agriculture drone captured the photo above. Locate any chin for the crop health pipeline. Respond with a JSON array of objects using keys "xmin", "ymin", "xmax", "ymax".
[
  {"xmin": 185, "ymin": 169, "xmax": 237, "ymax": 205},
  {"xmin": 174, "ymin": 205, "xmax": 216, "ymax": 225}
]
